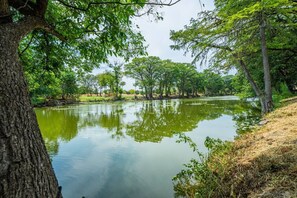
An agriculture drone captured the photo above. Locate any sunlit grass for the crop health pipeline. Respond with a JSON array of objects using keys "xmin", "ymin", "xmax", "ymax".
[{"xmin": 78, "ymin": 94, "xmax": 137, "ymax": 102}]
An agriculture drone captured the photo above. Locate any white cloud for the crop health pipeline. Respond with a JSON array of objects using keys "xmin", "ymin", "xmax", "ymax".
[{"xmin": 133, "ymin": 0, "xmax": 214, "ymax": 63}]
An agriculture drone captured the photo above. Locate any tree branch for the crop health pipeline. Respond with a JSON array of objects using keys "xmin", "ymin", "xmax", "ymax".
[
  {"xmin": 41, "ymin": 23, "xmax": 66, "ymax": 41},
  {"xmin": 55, "ymin": 0, "xmax": 181, "ymax": 12},
  {"xmin": 9, "ymin": 0, "xmax": 37, "ymax": 16},
  {"xmin": 208, "ymin": 43, "xmax": 233, "ymax": 51},
  {"xmin": 15, "ymin": 16, "xmax": 66, "ymax": 41},
  {"xmin": 5, "ymin": 0, "xmax": 48, "ymax": 18},
  {"xmin": 19, "ymin": 31, "xmax": 35, "ymax": 56}
]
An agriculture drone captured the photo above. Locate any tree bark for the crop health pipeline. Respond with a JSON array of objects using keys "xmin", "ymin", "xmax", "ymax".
[
  {"xmin": 0, "ymin": 0, "xmax": 12, "ymax": 23},
  {"xmin": 166, "ymin": 86, "xmax": 171, "ymax": 97},
  {"xmin": 0, "ymin": 21, "xmax": 61, "ymax": 198},
  {"xmin": 144, "ymin": 86, "xmax": 148, "ymax": 99},
  {"xmin": 159, "ymin": 84, "xmax": 163, "ymax": 98},
  {"xmin": 149, "ymin": 86, "xmax": 153, "ymax": 99},
  {"xmin": 237, "ymin": 58, "xmax": 268, "ymax": 113},
  {"xmin": 260, "ymin": 17, "xmax": 273, "ymax": 113}
]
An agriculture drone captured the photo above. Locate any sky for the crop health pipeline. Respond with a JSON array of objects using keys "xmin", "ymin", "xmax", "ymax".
[
  {"xmin": 133, "ymin": 0, "xmax": 214, "ymax": 63},
  {"xmin": 94, "ymin": 0, "xmax": 215, "ymax": 90}
]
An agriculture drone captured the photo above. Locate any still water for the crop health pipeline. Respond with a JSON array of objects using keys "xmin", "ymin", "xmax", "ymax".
[{"xmin": 35, "ymin": 96, "xmax": 260, "ymax": 198}]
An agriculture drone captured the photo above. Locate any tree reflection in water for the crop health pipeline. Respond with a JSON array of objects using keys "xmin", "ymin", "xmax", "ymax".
[
  {"xmin": 36, "ymin": 108, "xmax": 80, "ymax": 158},
  {"xmin": 36, "ymin": 98, "xmax": 260, "ymax": 157}
]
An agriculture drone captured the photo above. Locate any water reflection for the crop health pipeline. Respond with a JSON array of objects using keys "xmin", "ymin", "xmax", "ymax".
[
  {"xmin": 35, "ymin": 97, "xmax": 260, "ymax": 197},
  {"xmin": 36, "ymin": 97, "xmax": 260, "ymax": 157},
  {"xmin": 36, "ymin": 109, "xmax": 79, "ymax": 157},
  {"xmin": 125, "ymin": 99, "xmax": 255, "ymax": 142}
]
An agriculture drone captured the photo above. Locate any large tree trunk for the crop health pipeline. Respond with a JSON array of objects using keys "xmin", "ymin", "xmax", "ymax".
[
  {"xmin": 260, "ymin": 17, "xmax": 273, "ymax": 113},
  {"xmin": 0, "ymin": 21, "xmax": 61, "ymax": 197}
]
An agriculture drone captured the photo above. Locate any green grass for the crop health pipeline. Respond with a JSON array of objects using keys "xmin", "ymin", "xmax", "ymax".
[{"xmin": 78, "ymin": 94, "xmax": 137, "ymax": 102}]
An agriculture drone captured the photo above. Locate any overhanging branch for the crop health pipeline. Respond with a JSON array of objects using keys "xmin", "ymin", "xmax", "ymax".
[
  {"xmin": 16, "ymin": 16, "xmax": 66, "ymax": 41},
  {"xmin": 55, "ymin": 0, "xmax": 181, "ymax": 12},
  {"xmin": 19, "ymin": 31, "xmax": 35, "ymax": 56},
  {"xmin": 41, "ymin": 23, "xmax": 66, "ymax": 41}
]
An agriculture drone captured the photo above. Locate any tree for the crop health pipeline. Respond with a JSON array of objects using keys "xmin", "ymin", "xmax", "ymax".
[
  {"xmin": 222, "ymin": 75, "xmax": 235, "ymax": 95},
  {"xmin": 21, "ymin": 32, "xmax": 64, "ymax": 100},
  {"xmin": 79, "ymin": 74, "xmax": 97, "ymax": 94},
  {"xmin": 125, "ymin": 56, "xmax": 162, "ymax": 99},
  {"xmin": 173, "ymin": 63, "xmax": 197, "ymax": 97},
  {"xmin": 97, "ymin": 72, "xmax": 115, "ymax": 95},
  {"xmin": 0, "ymin": 0, "xmax": 180, "ymax": 196},
  {"xmin": 108, "ymin": 62, "xmax": 124, "ymax": 99},
  {"xmin": 201, "ymin": 70, "xmax": 224, "ymax": 96},
  {"xmin": 170, "ymin": 0, "xmax": 297, "ymax": 113},
  {"xmin": 156, "ymin": 60, "xmax": 176, "ymax": 98},
  {"xmin": 125, "ymin": 57, "xmax": 211, "ymax": 98},
  {"xmin": 97, "ymin": 72, "xmax": 110, "ymax": 95},
  {"xmin": 61, "ymin": 71, "xmax": 78, "ymax": 99}
]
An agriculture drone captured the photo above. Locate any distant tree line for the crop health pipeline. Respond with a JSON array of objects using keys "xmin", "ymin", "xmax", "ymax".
[
  {"xmin": 24, "ymin": 55, "xmax": 239, "ymax": 102},
  {"xmin": 125, "ymin": 56, "xmax": 235, "ymax": 99}
]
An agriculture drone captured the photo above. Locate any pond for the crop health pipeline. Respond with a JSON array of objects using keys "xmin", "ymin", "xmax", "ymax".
[{"xmin": 35, "ymin": 96, "xmax": 260, "ymax": 198}]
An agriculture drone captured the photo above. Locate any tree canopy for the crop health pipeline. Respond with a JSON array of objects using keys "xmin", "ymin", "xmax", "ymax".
[{"xmin": 170, "ymin": 0, "xmax": 297, "ymax": 113}]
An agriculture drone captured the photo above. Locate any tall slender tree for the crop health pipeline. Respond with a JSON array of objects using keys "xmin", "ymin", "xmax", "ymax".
[{"xmin": 108, "ymin": 62, "xmax": 124, "ymax": 99}]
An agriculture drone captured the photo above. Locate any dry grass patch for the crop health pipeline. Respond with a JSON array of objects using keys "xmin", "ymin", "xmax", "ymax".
[{"xmin": 223, "ymin": 102, "xmax": 297, "ymax": 197}]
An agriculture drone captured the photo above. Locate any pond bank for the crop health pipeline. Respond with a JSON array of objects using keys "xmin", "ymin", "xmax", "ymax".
[
  {"xmin": 176, "ymin": 101, "xmax": 297, "ymax": 197},
  {"xmin": 32, "ymin": 95, "xmax": 205, "ymax": 107},
  {"xmin": 224, "ymin": 101, "xmax": 297, "ymax": 197}
]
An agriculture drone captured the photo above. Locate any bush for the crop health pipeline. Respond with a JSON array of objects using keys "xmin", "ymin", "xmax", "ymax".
[
  {"xmin": 273, "ymin": 82, "xmax": 293, "ymax": 107},
  {"xmin": 126, "ymin": 89, "xmax": 136, "ymax": 94},
  {"xmin": 173, "ymin": 134, "xmax": 232, "ymax": 198}
]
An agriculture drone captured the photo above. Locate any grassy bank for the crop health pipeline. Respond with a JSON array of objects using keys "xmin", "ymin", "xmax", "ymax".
[
  {"xmin": 78, "ymin": 94, "xmax": 136, "ymax": 102},
  {"xmin": 32, "ymin": 94, "xmax": 137, "ymax": 106},
  {"xmin": 33, "ymin": 94, "xmax": 204, "ymax": 106},
  {"xmin": 78, "ymin": 94, "xmax": 203, "ymax": 102},
  {"xmin": 174, "ymin": 101, "xmax": 297, "ymax": 197}
]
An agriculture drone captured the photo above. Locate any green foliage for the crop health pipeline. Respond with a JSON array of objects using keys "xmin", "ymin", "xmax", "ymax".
[
  {"xmin": 222, "ymin": 75, "xmax": 236, "ymax": 95},
  {"xmin": 61, "ymin": 71, "xmax": 78, "ymax": 99},
  {"xmin": 173, "ymin": 134, "xmax": 232, "ymax": 197},
  {"xmin": 125, "ymin": 56, "xmax": 162, "ymax": 99},
  {"xmin": 94, "ymin": 63, "xmax": 126, "ymax": 99},
  {"xmin": 125, "ymin": 57, "xmax": 235, "ymax": 98},
  {"xmin": 97, "ymin": 72, "xmax": 114, "ymax": 93},
  {"xmin": 170, "ymin": 0, "xmax": 297, "ymax": 111},
  {"xmin": 202, "ymin": 70, "xmax": 224, "ymax": 96},
  {"xmin": 127, "ymin": 89, "xmax": 136, "ymax": 94},
  {"xmin": 273, "ymin": 82, "xmax": 294, "ymax": 107},
  {"xmin": 278, "ymin": 82, "xmax": 294, "ymax": 98},
  {"xmin": 18, "ymin": 0, "xmax": 157, "ymax": 103},
  {"xmin": 232, "ymin": 73, "xmax": 256, "ymax": 99},
  {"xmin": 108, "ymin": 62, "xmax": 125, "ymax": 99},
  {"xmin": 79, "ymin": 74, "xmax": 98, "ymax": 94}
]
